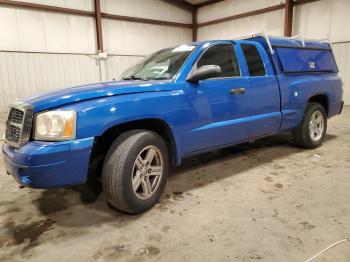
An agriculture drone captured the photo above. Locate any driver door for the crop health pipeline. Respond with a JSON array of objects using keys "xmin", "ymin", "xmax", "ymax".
[{"xmin": 182, "ymin": 43, "xmax": 251, "ymax": 154}]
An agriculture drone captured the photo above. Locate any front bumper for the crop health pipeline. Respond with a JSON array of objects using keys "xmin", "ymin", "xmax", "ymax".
[{"xmin": 2, "ymin": 137, "xmax": 94, "ymax": 189}]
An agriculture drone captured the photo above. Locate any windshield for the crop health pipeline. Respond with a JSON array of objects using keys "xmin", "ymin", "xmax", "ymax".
[{"xmin": 120, "ymin": 45, "xmax": 196, "ymax": 81}]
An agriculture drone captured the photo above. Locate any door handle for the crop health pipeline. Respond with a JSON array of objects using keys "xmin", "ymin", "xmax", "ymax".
[{"xmin": 230, "ymin": 88, "xmax": 246, "ymax": 95}]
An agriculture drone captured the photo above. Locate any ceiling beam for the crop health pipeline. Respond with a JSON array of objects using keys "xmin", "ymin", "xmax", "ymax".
[
  {"xmin": 294, "ymin": 0, "xmax": 322, "ymax": 5},
  {"xmin": 0, "ymin": 0, "xmax": 94, "ymax": 16},
  {"xmin": 197, "ymin": 0, "xmax": 226, "ymax": 8},
  {"xmin": 0, "ymin": 0, "xmax": 323, "ymax": 47},
  {"xmin": 197, "ymin": 0, "xmax": 322, "ymax": 28},
  {"xmin": 0, "ymin": 0, "xmax": 192, "ymax": 29},
  {"xmin": 101, "ymin": 13, "xmax": 192, "ymax": 28},
  {"xmin": 192, "ymin": 0, "xmax": 322, "ymax": 9},
  {"xmin": 162, "ymin": 0, "xmax": 195, "ymax": 11},
  {"xmin": 197, "ymin": 3, "xmax": 285, "ymax": 27}
]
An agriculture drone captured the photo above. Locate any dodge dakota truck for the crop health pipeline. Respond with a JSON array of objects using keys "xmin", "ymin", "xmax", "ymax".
[{"xmin": 3, "ymin": 35, "xmax": 343, "ymax": 213}]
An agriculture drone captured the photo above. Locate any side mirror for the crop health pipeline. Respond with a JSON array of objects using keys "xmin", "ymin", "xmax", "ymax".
[{"xmin": 186, "ymin": 65, "xmax": 222, "ymax": 83}]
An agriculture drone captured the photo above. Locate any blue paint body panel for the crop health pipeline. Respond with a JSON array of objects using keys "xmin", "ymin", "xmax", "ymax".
[
  {"xmin": 2, "ymin": 138, "xmax": 94, "ymax": 188},
  {"xmin": 275, "ymin": 47, "xmax": 338, "ymax": 73},
  {"xmin": 2, "ymin": 37, "xmax": 343, "ymax": 189}
]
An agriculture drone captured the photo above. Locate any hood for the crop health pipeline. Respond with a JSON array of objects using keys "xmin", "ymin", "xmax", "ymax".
[{"xmin": 23, "ymin": 80, "xmax": 173, "ymax": 112}]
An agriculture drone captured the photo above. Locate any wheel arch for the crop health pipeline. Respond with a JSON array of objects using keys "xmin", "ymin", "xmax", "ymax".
[
  {"xmin": 308, "ymin": 93, "xmax": 329, "ymax": 116},
  {"xmin": 89, "ymin": 118, "xmax": 180, "ymax": 178}
]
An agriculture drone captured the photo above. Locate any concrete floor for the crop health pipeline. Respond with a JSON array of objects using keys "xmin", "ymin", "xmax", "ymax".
[{"xmin": 0, "ymin": 108, "xmax": 349, "ymax": 262}]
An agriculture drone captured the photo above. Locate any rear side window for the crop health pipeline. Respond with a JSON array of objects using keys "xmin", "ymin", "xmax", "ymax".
[
  {"xmin": 197, "ymin": 44, "xmax": 240, "ymax": 78},
  {"xmin": 242, "ymin": 44, "xmax": 266, "ymax": 76}
]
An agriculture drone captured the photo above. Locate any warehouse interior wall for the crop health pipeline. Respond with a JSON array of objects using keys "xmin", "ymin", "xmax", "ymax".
[
  {"xmin": 197, "ymin": 0, "xmax": 350, "ymax": 105},
  {"xmin": 0, "ymin": 0, "xmax": 192, "ymax": 112},
  {"xmin": 1, "ymin": 0, "xmax": 349, "ymax": 113}
]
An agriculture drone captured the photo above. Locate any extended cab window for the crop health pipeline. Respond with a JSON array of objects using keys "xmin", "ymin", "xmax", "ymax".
[
  {"xmin": 241, "ymin": 44, "xmax": 266, "ymax": 76},
  {"xmin": 197, "ymin": 44, "xmax": 240, "ymax": 78}
]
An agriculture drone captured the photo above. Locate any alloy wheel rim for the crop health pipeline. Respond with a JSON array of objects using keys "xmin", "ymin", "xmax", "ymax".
[
  {"xmin": 132, "ymin": 145, "xmax": 163, "ymax": 200},
  {"xmin": 309, "ymin": 111, "xmax": 324, "ymax": 142}
]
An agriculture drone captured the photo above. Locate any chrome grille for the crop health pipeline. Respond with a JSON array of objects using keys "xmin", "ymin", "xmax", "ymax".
[
  {"xmin": 5, "ymin": 102, "xmax": 34, "ymax": 148},
  {"xmin": 8, "ymin": 108, "xmax": 24, "ymax": 124},
  {"xmin": 6, "ymin": 124, "xmax": 21, "ymax": 143}
]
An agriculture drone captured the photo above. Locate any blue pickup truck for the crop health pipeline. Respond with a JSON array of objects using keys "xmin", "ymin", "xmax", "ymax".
[{"xmin": 3, "ymin": 35, "xmax": 343, "ymax": 213}]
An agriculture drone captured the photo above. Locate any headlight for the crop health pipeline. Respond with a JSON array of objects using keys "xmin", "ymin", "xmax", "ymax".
[{"xmin": 34, "ymin": 111, "xmax": 77, "ymax": 141}]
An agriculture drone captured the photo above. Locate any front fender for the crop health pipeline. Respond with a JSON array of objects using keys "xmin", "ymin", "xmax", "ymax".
[{"xmin": 60, "ymin": 91, "xmax": 188, "ymax": 165}]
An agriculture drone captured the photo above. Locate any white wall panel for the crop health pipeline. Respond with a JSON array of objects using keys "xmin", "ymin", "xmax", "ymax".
[
  {"xmin": 0, "ymin": 6, "xmax": 96, "ymax": 54},
  {"xmin": 103, "ymin": 19, "xmax": 125, "ymax": 55},
  {"xmin": 229, "ymin": 17, "xmax": 251, "ymax": 38},
  {"xmin": 197, "ymin": 0, "xmax": 350, "ymax": 41},
  {"xmin": 171, "ymin": 4, "xmax": 192, "ymax": 24},
  {"xmin": 0, "ymin": 0, "xmax": 193, "ymax": 112},
  {"xmin": 66, "ymin": 15, "xmax": 97, "ymax": 54},
  {"xmin": 197, "ymin": 0, "xmax": 282, "ymax": 24},
  {"xmin": 0, "ymin": 52, "xmax": 100, "ymax": 112},
  {"xmin": 292, "ymin": 0, "xmax": 350, "ymax": 104},
  {"xmin": 0, "ymin": 52, "xmax": 146, "ymax": 112},
  {"xmin": 293, "ymin": 0, "xmax": 350, "ymax": 42},
  {"xmin": 15, "ymin": 0, "xmax": 94, "ymax": 11},
  {"xmin": 123, "ymin": 23, "xmax": 170, "ymax": 55},
  {"xmin": 0, "ymin": 2, "xmax": 192, "ymax": 55},
  {"xmin": 169, "ymin": 27, "xmax": 193, "ymax": 46},
  {"xmin": 43, "ymin": 12, "xmax": 69, "ymax": 52},
  {"xmin": 293, "ymin": 0, "xmax": 332, "ymax": 39},
  {"xmin": 17, "ymin": 9, "xmax": 47, "ymax": 52},
  {"xmin": 198, "ymin": 1, "xmax": 235, "ymax": 24},
  {"xmin": 330, "ymin": 0, "xmax": 350, "ymax": 42},
  {"xmin": 101, "ymin": 0, "xmax": 192, "ymax": 24},
  {"xmin": 105, "ymin": 55, "xmax": 144, "ymax": 80},
  {"xmin": 197, "ymin": 0, "xmax": 350, "ymax": 105},
  {"xmin": 333, "ymin": 43, "xmax": 350, "ymax": 105},
  {"xmin": 0, "ymin": 7, "xmax": 21, "ymax": 51},
  {"xmin": 197, "ymin": 10, "xmax": 284, "ymax": 40},
  {"xmin": 103, "ymin": 19, "xmax": 192, "ymax": 55}
]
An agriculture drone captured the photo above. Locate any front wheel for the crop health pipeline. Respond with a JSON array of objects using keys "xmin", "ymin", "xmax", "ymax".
[
  {"xmin": 293, "ymin": 102, "xmax": 327, "ymax": 148},
  {"xmin": 102, "ymin": 130, "xmax": 169, "ymax": 214}
]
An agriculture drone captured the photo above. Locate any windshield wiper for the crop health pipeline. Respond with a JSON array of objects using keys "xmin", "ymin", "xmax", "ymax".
[
  {"xmin": 148, "ymin": 76, "xmax": 171, "ymax": 80},
  {"xmin": 122, "ymin": 75, "xmax": 149, "ymax": 81}
]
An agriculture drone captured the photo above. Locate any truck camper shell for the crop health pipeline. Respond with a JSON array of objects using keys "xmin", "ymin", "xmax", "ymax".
[{"xmin": 246, "ymin": 35, "xmax": 338, "ymax": 74}]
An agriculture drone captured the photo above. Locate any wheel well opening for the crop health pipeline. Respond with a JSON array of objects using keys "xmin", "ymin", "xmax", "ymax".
[
  {"xmin": 88, "ymin": 119, "xmax": 177, "ymax": 178},
  {"xmin": 309, "ymin": 94, "xmax": 329, "ymax": 115}
]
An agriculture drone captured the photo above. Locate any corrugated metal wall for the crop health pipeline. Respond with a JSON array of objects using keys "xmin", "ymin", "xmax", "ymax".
[
  {"xmin": 0, "ymin": 51, "xmax": 144, "ymax": 112},
  {"xmin": 105, "ymin": 55, "xmax": 144, "ymax": 80},
  {"xmin": 0, "ymin": 0, "xmax": 192, "ymax": 112},
  {"xmin": 333, "ymin": 43, "xmax": 350, "ymax": 104},
  {"xmin": 0, "ymin": 52, "xmax": 100, "ymax": 102},
  {"xmin": 1, "ymin": 0, "xmax": 349, "ymax": 112},
  {"xmin": 197, "ymin": 0, "xmax": 350, "ymax": 105},
  {"xmin": 0, "ymin": 3, "xmax": 96, "ymax": 53},
  {"xmin": 101, "ymin": 0, "xmax": 192, "ymax": 56},
  {"xmin": 293, "ymin": 0, "xmax": 350, "ymax": 105},
  {"xmin": 197, "ymin": 0, "xmax": 284, "ymax": 39}
]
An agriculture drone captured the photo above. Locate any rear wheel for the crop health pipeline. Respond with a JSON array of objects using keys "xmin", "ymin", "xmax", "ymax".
[
  {"xmin": 293, "ymin": 102, "xmax": 327, "ymax": 148},
  {"xmin": 102, "ymin": 130, "xmax": 169, "ymax": 214}
]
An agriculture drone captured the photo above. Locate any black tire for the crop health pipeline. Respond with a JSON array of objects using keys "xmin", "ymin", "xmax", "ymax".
[
  {"xmin": 102, "ymin": 130, "xmax": 169, "ymax": 214},
  {"xmin": 293, "ymin": 102, "xmax": 327, "ymax": 148}
]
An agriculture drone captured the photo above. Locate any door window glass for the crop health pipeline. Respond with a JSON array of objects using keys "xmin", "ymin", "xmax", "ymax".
[
  {"xmin": 241, "ymin": 44, "xmax": 266, "ymax": 76},
  {"xmin": 197, "ymin": 44, "xmax": 240, "ymax": 78}
]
